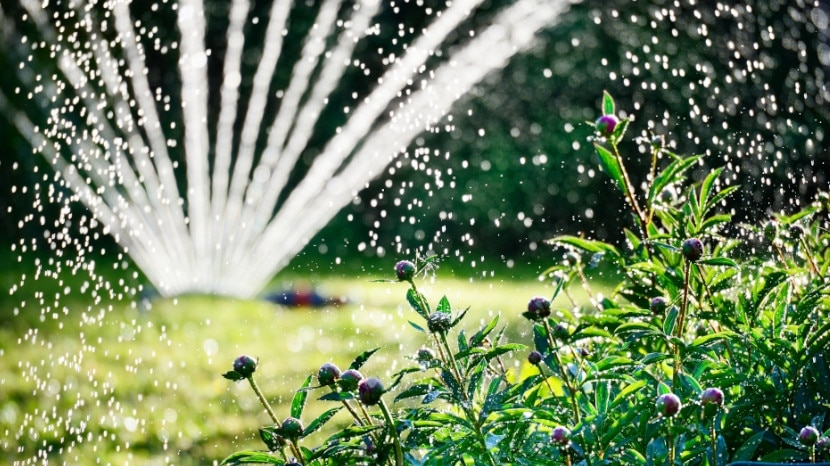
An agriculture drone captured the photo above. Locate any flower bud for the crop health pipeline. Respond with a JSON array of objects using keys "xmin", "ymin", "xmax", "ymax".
[
  {"xmin": 281, "ymin": 417, "xmax": 304, "ymax": 441},
  {"xmin": 553, "ymin": 323, "xmax": 570, "ymax": 340},
  {"xmin": 655, "ymin": 393, "xmax": 682, "ymax": 417},
  {"xmin": 427, "ymin": 311, "xmax": 452, "ymax": 333},
  {"xmin": 816, "ymin": 436, "xmax": 830, "ymax": 451},
  {"xmin": 681, "ymin": 238, "xmax": 704, "ymax": 262},
  {"xmin": 524, "ymin": 296, "xmax": 551, "ymax": 321},
  {"xmin": 650, "ymin": 297, "xmax": 668, "ymax": 314},
  {"xmin": 317, "ymin": 362, "xmax": 341, "ymax": 387},
  {"xmin": 650, "ymin": 134, "xmax": 665, "ymax": 149},
  {"xmin": 799, "ymin": 426, "xmax": 820, "ymax": 446},
  {"xmin": 700, "ymin": 387, "xmax": 724, "ymax": 406},
  {"xmin": 551, "ymin": 426, "xmax": 571, "ymax": 446},
  {"xmin": 763, "ymin": 221, "xmax": 778, "ymax": 242},
  {"xmin": 563, "ymin": 252, "xmax": 580, "ymax": 266},
  {"xmin": 528, "ymin": 350, "xmax": 543, "ymax": 365},
  {"xmin": 595, "ymin": 115, "xmax": 618, "ymax": 136},
  {"xmin": 700, "ymin": 387, "xmax": 724, "ymax": 416},
  {"xmin": 232, "ymin": 355, "xmax": 258, "ymax": 378},
  {"xmin": 338, "ymin": 369, "xmax": 364, "ymax": 391},
  {"xmin": 416, "ymin": 347, "xmax": 436, "ymax": 362},
  {"xmin": 358, "ymin": 377, "xmax": 385, "ymax": 406},
  {"xmin": 395, "ymin": 260, "xmax": 417, "ymax": 282},
  {"xmin": 789, "ymin": 225, "xmax": 804, "ymax": 241}
]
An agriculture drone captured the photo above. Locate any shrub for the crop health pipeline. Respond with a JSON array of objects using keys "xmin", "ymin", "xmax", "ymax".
[{"xmin": 221, "ymin": 92, "xmax": 830, "ymax": 465}]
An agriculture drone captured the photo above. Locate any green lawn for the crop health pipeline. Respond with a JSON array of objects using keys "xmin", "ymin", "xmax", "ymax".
[{"xmin": 1, "ymin": 265, "xmax": 602, "ymax": 465}]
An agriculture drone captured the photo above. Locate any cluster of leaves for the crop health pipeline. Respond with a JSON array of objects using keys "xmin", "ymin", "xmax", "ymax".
[{"xmin": 221, "ymin": 93, "xmax": 830, "ymax": 465}]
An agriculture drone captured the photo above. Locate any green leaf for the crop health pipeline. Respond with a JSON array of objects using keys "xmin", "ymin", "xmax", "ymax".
[
  {"xmin": 436, "ymin": 295, "xmax": 451, "ymax": 313},
  {"xmin": 699, "ymin": 213, "xmax": 733, "ymax": 232},
  {"xmin": 222, "ymin": 370, "xmax": 246, "ymax": 382},
  {"xmin": 640, "ymin": 352, "xmax": 671, "ymax": 365},
  {"xmin": 698, "ymin": 167, "xmax": 723, "ymax": 213},
  {"xmin": 440, "ymin": 368, "xmax": 464, "ymax": 403},
  {"xmin": 610, "ymin": 379, "xmax": 647, "ymax": 410},
  {"xmin": 603, "ymin": 90, "xmax": 615, "ymax": 115},
  {"xmin": 221, "ymin": 450, "xmax": 283, "ymax": 465},
  {"xmin": 546, "ymin": 234, "xmax": 621, "ymax": 256},
  {"xmin": 318, "ymin": 391, "xmax": 355, "ymax": 402},
  {"xmin": 731, "ymin": 430, "xmax": 765, "ymax": 461},
  {"xmin": 395, "ymin": 383, "xmax": 439, "ymax": 402},
  {"xmin": 406, "ymin": 288, "xmax": 430, "ymax": 319},
  {"xmin": 258, "ymin": 426, "xmax": 285, "ymax": 452},
  {"xmin": 663, "ymin": 306, "xmax": 679, "ymax": 336},
  {"xmin": 594, "ymin": 143, "xmax": 628, "ymax": 197},
  {"xmin": 657, "ymin": 381, "xmax": 672, "ymax": 395},
  {"xmin": 408, "ymin": 320, "xmax": 425, "ymax": 333},
  {"xmin": 647, "ymin": 156, "xmax": 700, "ymax": 208},
  {"xmin": 696, "ymin": 257, "xmax": 737, "ymax": 267},
  {"xmin": 610, "ymin": 117, "xmax": 630, "ymax": 144},
  {"xmin": 290, "ymin": 374, "xmax": 313, "ymax": 419},
  {"xmin": 690, "ymin": 331, "xmax": 736, "ymax": 348},
  {"xmin": 468, "ymin": 315, "xmax": 499, "ymax": 348},
  {"xmin": 349, "ymin": 347, "xmax": 380, "ymax": 370},
  {"xmin": 302, "ymin": 406, "xmax": 342, "ymax": 438},
  {"xmin": 705, "ymin": 184, "xmax": 740, "ymax": 212}
]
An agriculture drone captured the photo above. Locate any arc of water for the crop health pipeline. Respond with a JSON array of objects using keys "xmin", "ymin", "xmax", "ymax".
[
  {"xmin": 110, "ymin": 0, "xmax": 197, "ymax": 288},
  {"xmin": 227, "ymin": 0, "xmax": 487, "ymax": 289},
  {"xmin": 210, "ymin": 0, "xmax": 251, "ymax": 283},
  {"xmin": 222, "ymin": 0, "xmax": 293, "ymax": 247},
  {"xmin": 245, "ymin": 0, "xmax": 570, "ymax": 292},
  {"xmin": 0, "ymin": 85, "xmax": 169, "ymax": 289},
  {"xmin": 87, "ymin": 1, "xmax": 194, "ymax": 290},
  {"xmin": 18, "ymin": 0, "xmax": 190, "ymax": 293},
  {"xmin": 177, "ymin": 0, "xmax": 213, "ymax": 290},
  {"xmin": 225, "ymin": 0, "xmax": 356, "ymax": 274}
]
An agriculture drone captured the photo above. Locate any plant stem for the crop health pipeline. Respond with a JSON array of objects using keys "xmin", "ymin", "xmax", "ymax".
[
  {"xmin": 709, "ymin": 417, "xmax": 717, "ymax": 466},
  {"xmin": 378, "ymin": 399, "xmax": 404, "ymax": 466},
  {"xmin": 439, "ymin": 331, "xmax": 466, "ymax": 393},
  {"xmin": 667, "ymin": 418, "xmax": 675, "ymax": 465},
  {"xmin": 247, "ymin": 376, "xmax": 280, "ymax": 425},
  {"xmin": 543, "ymin": 320, "xmax": 581, "ymax": 425},
  {"xmin": 611, "ymin": 142, "xmax": 647, "ymax": 236},
  {"xmin": 328, "ymin": 386, "xmax": 364, "ymax": 426},
  {"xmin": 673, "ymin": 260, "xmax": 692, "ymax": 386}
]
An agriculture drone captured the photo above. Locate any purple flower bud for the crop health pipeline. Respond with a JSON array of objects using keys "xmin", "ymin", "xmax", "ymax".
[
  {"xmin": 553, "ymin": 323, "xmax": 570, "ymax": 340},
  {"xmin": 651, "ymin": 134, "xmax": 665, "ymax": 149},
  {"xmin": 416, "ymin": 347, "xmax": 436, "ymax": 362},
  {"xmin": 595, "ymin": 115, "xmax": 618, "ymax": 136},
  {"xmin": 700, "ymin": 387, "xmax": 724, "ymax": 416},
  {"xmin": 281, "ymin": 417, "xmax": 304, "ymax": 441},
  {"xmin": 700, "ymin": 387, "xmax": 724, "ymax": 406},
  {"xmin": 551, "ymin": 426, "xmax": 571, "ymax": 446},
  {"xmin": 799, "ymin": 426, "xmax": 820, "ymax": 446},
  {"xmin": 317, "ymin": 362, "xmax": 341, "ymax": 387},
  {"xmin": 681, "ymin": 238, "xmax": 704, "ymax": 262},
  {"xmin": 358, "ymin": 377, "xmax": 385, "ymax": 406},
  {"xmin": 338, "ymin": 369, "xmax": 364, "ymax": 391},
  {"xmin": 395, "ymin": 260, "xmax": 416, "ymax": 282},
  {"xmin": 232, "ymin": 355, "xmax": 257, "ymax": 378},
  {"xmin": 528, "ymin": 351, "xmax": 543, "ymax": 365},
  {"xmin": 563, "ymin": 252, "xmax": 580, "ymax": 266},
  {"xmin": 427, "ymin": 311, "xmax": 452, "ymax": 333},
  {"xmin": 655, "ymin": 393, "xmax": 682, "ymax": 418},
  {"xmin": 524, "ymin": 296, "xmax": 551, "ymax": 321},
  {"xmin": 650, "ymin": 297, "xmax": 668, "ymax": 314},
  {"xmin": 816, "ymin": 436, "xmax": 830, "ymax": 451}
]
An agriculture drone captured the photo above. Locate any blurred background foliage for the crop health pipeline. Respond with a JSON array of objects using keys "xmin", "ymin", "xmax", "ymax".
[{"xmin": 0, "ymin": 0, "xmax": 827, "ymax": 279}]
